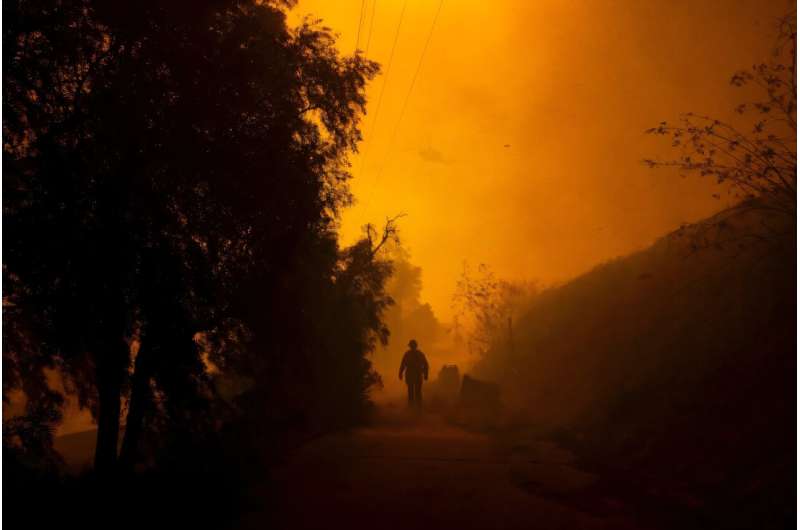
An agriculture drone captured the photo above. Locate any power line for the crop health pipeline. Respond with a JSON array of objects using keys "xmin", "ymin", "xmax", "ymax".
[
  {"xmin": 355, "ymin": 0, "xmax": 367, "ymax": 52},
  {"xmin": 361, "ymin": 0, "xmax": 445, "ymax": 222},
  {"xmin": 354, "ymin": 0, "xmax": 408, "ymax": 192},
  {"xmin": 387, "ymin": 0, "xmax": 444, "ymax": 153},
  {"xmin": 364, "ymin": 0, "xmax": 378, "ymax": 57}
]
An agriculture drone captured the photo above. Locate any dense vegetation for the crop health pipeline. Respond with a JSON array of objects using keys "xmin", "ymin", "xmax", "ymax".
[
  {"xmin": 468, "ymin": 15, "xmax": 796, "ymax": 529},
  {"xmin": 472, "ymin": 205, "xmax": 794, "ymax": 529},
  {"xmin": 3, "ymin": 1, "xmax": 395, "ymax": 523}
]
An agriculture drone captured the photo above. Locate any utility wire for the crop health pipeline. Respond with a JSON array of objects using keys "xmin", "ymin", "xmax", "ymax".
[
  {"xmin": 361, "ymin": 0, "xmax": 445, "ymax": 222},
  {"xmin": 364, "ymin": 0, "xmax": 378, "ymax": 57},
  {"xmin": 353, "ymin": 0, "xmax": 408, "ymax": 196},
  {"xmin": 355, "ymin": 0, "xmax": 367, "ymax": 52}
]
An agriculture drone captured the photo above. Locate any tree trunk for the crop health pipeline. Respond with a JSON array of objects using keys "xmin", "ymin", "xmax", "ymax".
[
  {"xmin": 119, "ymin": 344, "xmax": 151, "ymax": 471},
  {"xmin": 93, "ymin": 338, "xmax": 127, "ymax": 475}
]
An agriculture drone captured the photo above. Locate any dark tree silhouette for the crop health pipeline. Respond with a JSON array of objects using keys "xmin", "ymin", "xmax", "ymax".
[
  {"xmin": 3, "ymin": 0, "xmax": 385, "ymax": 477},
  {"xmin": 645, "ymin": 13, "xmax": 796, "ymax": 250}
]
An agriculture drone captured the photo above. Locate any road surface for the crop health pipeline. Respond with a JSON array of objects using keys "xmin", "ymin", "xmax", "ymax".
[{"xmin": 244, "ymin": 404, "xmax": 644, "ymax": 530}]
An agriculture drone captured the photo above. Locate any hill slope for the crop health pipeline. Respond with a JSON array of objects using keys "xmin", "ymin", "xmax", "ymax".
[{"xmin": 476, "ymin": 207, "xmax": 795, "ymax": 529}]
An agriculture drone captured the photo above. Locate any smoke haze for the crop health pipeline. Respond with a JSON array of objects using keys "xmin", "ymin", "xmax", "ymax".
[{"xmin": 294, "ymin": 0, "xmax": 790, "ymax": 320}]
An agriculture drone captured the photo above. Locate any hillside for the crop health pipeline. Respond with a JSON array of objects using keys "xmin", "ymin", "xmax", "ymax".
[{"xmin": 475, "ymin": 206, "xmax": 795, "ymax": 529}]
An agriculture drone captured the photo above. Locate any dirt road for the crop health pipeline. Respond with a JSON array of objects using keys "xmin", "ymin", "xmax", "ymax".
[{"xmin": 249, "ymin": 405, "xmax": 643, "ymax": 530}]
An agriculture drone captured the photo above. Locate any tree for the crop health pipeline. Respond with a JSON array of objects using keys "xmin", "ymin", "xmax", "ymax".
[
  {"xmin": 3, "ymin": 0, "xmax": 381, "ymax": 474},
  {"xmin": 645, "ymin": 13, "xmax": 796, "ymax": 250},
  {"xmin": 451, "ymin": 263, "xmax": 534, "ymax": 358}
]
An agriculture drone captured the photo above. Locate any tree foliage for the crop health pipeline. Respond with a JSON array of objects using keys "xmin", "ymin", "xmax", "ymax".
[
  {"xmin": 451, "ymin": 263, "xmax": 534, "ymax": 357},
  {"xmin": 645, "ymin": 13, "xmax": 796, "ymax": 248},
  {"xmin": 3, "ymin": 0, "xmax": 389, "ymax": 475}
]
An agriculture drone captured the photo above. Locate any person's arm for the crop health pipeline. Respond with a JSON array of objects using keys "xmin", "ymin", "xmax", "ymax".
[
  {"xmin": 399, "ymin": 353, "xmax": 407, "ymax": 380},
  {"xmin": 422, "ymin": 353, "xmax": 429, "ymax": 380}
]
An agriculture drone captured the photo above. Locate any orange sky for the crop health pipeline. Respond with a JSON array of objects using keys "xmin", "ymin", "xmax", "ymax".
[{"xmin": 292, "ymin": 0, "xmax": 790, "ymax": 321}]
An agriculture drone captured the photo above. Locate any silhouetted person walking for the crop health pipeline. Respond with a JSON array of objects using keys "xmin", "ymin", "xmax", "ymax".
[{"xmin": 399, "ymin": 339, "xmax": 429, "ymax": 410}]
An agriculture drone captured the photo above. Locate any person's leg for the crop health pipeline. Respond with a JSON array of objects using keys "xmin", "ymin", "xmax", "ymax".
[
  {"xmin": 407, "ymin": 381, "xmax": 414, "ymax": 406},
  {"xmin": 409, "ymin": 379, "xmax": 421, "ymax": 410},
  {"xmin": 417, "ymin": 382, "xmax": 423, "ymax": 410}
]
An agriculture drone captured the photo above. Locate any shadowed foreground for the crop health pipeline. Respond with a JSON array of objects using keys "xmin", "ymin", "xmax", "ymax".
[{"xmin": 244, "ymin": 405, "xmax": 643, "ymax": 530}]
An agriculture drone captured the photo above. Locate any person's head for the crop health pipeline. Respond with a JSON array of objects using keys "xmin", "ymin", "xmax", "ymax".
[{"xmin": 408, "ymin": 339, "xmax": 418, "ymax": 350}]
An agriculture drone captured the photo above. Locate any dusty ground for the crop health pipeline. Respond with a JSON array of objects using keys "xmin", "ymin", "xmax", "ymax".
[
  {"xmin": 52, "ymin": 402, "xmax": 652, "ymax": 530},
  {"xmin": 244, "ymin": 403, "xmax": 646, "ymax": 530}
]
